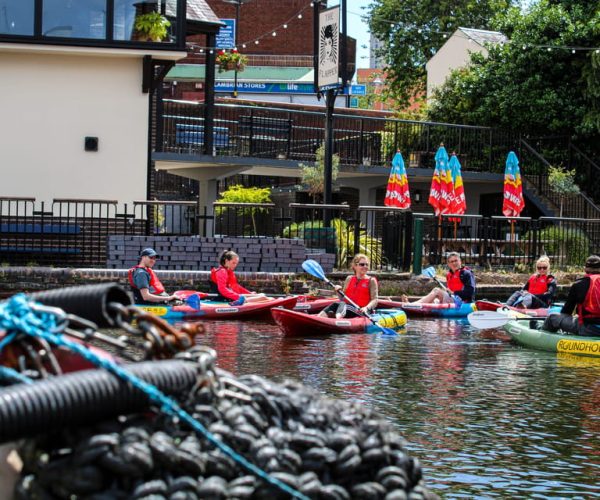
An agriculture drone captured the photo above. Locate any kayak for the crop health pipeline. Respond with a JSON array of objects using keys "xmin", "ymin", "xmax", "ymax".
[
  {"xmin": 293, "ymin": 296, "xmax": 337, "ymax": 313},
  {"xmin": 378, "ymin": 299, "xmax": 475, "ymax": 318},
  {"xmin": 475, "ymin": 300, "xmax": 558, "ymax": 318},
  {"xmin": 271, "ymin": 308, "xmax": 407, "ymax": 337},
  {"xmin": 503, "ymin": 320, "xmax": 600, "ymax": 358},
  {"xmin": 137, "ymin": 296, "xmax": 298, "ymax": 320}
]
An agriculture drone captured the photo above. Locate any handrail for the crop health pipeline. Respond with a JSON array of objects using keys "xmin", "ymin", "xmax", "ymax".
[
  {"xmin": 520, "ymin": 139, "xmax": 552, "ymax": 167},
  {"xmin": 289, "ymin": 203, "xmax": 351, "ymax": 210},
  {"xmin": 134, "ymin": 200, "xmax": 197, "ymax": 206},
  {"xmin": 53, "ymin": 198, "xmax": 118, "ymax": 204},
  {"xmin": 163, "ymin": 99, "xmax": 496, "ymax": 131},
  {"xmin": 213, "ymin": 202, "xmax": 276, "ymax": 208}
]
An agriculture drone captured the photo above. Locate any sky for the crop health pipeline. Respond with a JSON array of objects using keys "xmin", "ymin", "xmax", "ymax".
[{"xmin": 346, "ymin": 0, "xmax": 373, "ymax": 69}]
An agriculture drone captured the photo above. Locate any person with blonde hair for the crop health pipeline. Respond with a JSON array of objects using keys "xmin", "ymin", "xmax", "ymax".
[
  {"xmin": 506, "ymin": 256, "xmax": 556, "ymax": 309},
  {"xmin": 318, "ymin": 254, "xmax": 378, "ymax": 319}
]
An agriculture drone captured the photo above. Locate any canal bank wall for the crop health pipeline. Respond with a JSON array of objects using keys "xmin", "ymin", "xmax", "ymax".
[{"xmin": 0, "ymin": 267, "xmax": 574, "ymax": 301}]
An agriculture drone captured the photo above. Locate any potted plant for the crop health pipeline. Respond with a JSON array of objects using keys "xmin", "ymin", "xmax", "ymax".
[
  {"xmin": 133, "ymin": 11, "xmax": 171, "ymax": 42},
  {"xmin": 216, "ymin": 49, "xmax": 248, "ymax": 73}
]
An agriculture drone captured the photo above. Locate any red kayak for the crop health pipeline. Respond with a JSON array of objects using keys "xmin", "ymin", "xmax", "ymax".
[
  {"xmin": 271, "ymin": 308, "xmax": 407, "ymax": 337},
  {"xmin": 475, "ymin": 300, "xmax": 558, "ymax": 318},
  {"xmin": 293, "ymin": 296, "xmax": 337, "ymax": 313},
  {"xmin": 138, "ymin": 296, "xmax": 298, "ymax": 320}
]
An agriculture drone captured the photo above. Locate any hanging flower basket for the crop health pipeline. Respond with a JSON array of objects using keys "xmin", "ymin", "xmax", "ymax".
[{"xmin": 216, "ymin": 49, "xmax": 248, "ymax": 73}]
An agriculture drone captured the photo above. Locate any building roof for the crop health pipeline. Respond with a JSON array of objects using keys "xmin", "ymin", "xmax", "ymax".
[
  {"xmin": 166, "ymin": 0, "xmax": 223, "ymax": 28},
  {"xmin": 167, "ymin": 64, "xmax": 313, "ymax": 82},
  {"xmin": 457, "ymin": 27, "xmax": 507, "ymax": 47}
]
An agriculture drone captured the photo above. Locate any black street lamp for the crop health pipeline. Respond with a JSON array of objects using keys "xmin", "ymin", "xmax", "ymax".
[{"xmin": 222, "ymin": 0, "xmax": 252, "ymax": 98}]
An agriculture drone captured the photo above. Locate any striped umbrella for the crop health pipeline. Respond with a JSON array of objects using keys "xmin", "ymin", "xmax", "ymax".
[
  {"xmin": 502, "ymin": 151, "xmax": 525, "ymax": 218},
  {"xmin": 429, "ymin": 145, "xmax": 452, "ymax": 216},
  {"xmin": 448, "ymin": 153, "xmax": 466, "ymax": 219},
  {"xmin": 384, "ymin": 151, "xmax": 411, "ymax": 209}
]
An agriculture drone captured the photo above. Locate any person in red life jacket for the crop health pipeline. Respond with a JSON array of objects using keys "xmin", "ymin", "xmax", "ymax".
[
  {"xmin": 543, "ymin": 255, "xmax": 600, "ymax": 337},
  {"xmin": 210, "ymin": 250, "xmax": 268, "ymax": 306},
  {"xmin": 318, "ymin": 254, "xmax": 378, "ymax": 319},
  {"xmin": 128, "ymin": 248, "xmax": 179, "ymax": 304},
  {"xmin": 506, "ymin": 256, "xmax": 556, "ymax": 308},
  {"xmin": 402, "ymin": 252, "xmax": 475, "ymax": 306}
]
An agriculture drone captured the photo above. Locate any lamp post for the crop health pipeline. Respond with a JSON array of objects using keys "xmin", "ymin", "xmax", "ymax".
[{"xmin": 222, "ymin": 0, "xmax": 251, "ymax": 98}]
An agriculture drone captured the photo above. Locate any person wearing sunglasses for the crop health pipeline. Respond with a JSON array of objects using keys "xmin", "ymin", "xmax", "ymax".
[
  {"xmin": 506, "ymin": 256, "xmax": 556, "ymax": 309},
  {"xmin": 543, "ymin": 255, "xmax": 600, "ymax": 337},
  {"xmin": 402, "ymin": 252, "xmax": 476, "ymax": 307},
  {"xmin": 318, "ymin": 253, "xmax": 378, "ymax": 319},
  {"xmin": 128, "ymin": 247, "xmax": 179, "ymax": 304}
]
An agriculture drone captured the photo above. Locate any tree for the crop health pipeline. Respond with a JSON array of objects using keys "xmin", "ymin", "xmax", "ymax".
[
  {"xmin": 299, "ymin": 146, "xmax": 340, "ymax": 202},
  {"xmin": 367, "ymin": 0, "xmax": 515, "ymax": 108},
  {"xmin": 215, "ymin": 185, "xmax": 272, "ymax": 236},
  {"xmin": 428, "ymin": 1, "xmax": 600, "ymax": 138},
  {"xmin": 548, "ymin": 165, "xmax": 580, "ymax": 217}
]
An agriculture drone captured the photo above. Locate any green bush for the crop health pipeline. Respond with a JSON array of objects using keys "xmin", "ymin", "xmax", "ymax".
[
  {"xmin": 283, "ymin": 218, "xmax": 383, "ymax": 268},
  {"xmin": 528, "ymin": 226, "xmax": 590, "ymax": 266}
]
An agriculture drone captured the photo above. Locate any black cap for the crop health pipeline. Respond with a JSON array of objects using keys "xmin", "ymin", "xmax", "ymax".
[
  {"xmin": 140, "ymin": 248, "xmax": 159, "ymax": 258},
  {"xmin": 585, "ymin": 255, "xmax": 600, "ymax": 271}
]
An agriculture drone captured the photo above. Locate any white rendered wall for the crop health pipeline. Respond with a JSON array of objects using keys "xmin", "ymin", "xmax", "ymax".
[
  {"xmin": 0, "ymin": 50, "xmax": 149, "ymax": 205},
  {"xmin": 426, "ymin": 34, "xmax": 487, "ymax": 100}
]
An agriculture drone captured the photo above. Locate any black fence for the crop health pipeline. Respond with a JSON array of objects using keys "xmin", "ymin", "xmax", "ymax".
[
  {"xmin": 158, "ymin": 100, "xmax": 518, "ymax": 172},
  {"xmin": 1, "ymin": 197, "xmax": 598, "ymax": 271}
]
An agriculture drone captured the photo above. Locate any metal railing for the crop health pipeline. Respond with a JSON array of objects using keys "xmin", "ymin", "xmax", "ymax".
[
  {"xmin": 1, "ymin": 197, "xmax": 598, "ymax": 270},
  {"xmin": 158, "ymin": 100, "xmax": 519, "ymax": 171}
]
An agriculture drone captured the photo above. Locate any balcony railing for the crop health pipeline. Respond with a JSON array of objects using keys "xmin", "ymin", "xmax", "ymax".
[
  {"xmin": 1, "ymin": 198, "xmax": 597, "ymax": 271},
  {"xmin": 157, "ymin": 100, "xmax": 519, "ymax": 172}
]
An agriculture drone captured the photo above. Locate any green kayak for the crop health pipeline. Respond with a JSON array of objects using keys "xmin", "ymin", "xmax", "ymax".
[{"xmin": 503, "ymin": 320, "xmax": 600, "ymax": 358}]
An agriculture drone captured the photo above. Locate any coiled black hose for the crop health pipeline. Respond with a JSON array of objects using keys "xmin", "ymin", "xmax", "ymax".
[
  {"xmin": 28, "ymin": 283, "xmax": 132, "ymax": 327},
  {"xmin": 0, "ymin": 360, "xmax": 196, "ymax": 443}
]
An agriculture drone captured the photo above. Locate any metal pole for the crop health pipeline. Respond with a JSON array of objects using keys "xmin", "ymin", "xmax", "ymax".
[{"xmin": 233, "ymin": 1, "xmax": 240, "ymax": 98}]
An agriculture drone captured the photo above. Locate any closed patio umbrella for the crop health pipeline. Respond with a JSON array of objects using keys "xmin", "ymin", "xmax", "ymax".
[
  {"xmin": 384, "ymin": 151, "xmax": 411, "ymax": 209},
  {"xmin": 502, "ymin": 151, "xmax": 525, "ymax": 243},
  {"xmin": 448, "ymin": 153, "xmax": 466, "ymax": 237}
]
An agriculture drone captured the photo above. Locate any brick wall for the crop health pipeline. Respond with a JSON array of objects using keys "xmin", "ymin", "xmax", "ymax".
[
  {"xmin": 107, "ymin": 235, "xmax": 335, "ymax": 273},
  {"xmin": 204, "ymin": 0, "xmax": 314, "ymax": 56}
]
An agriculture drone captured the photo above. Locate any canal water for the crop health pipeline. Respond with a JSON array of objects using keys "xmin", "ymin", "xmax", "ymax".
[{"xmin": 191, "ymin": 317, "xmax": 600, "ymax": 499}]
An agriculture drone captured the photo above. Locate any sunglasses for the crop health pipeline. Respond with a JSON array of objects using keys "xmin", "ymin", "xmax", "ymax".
[
  {"xmin": 357, "ymin": 262, "xmax": 369, "ymax": 267},
  {"xmin": 537, "ymin": 266, "xmax": 548, "ymax": 270}
]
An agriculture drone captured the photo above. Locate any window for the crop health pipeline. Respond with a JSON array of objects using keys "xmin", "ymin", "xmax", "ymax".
[
  {"xmin": 0, "ymin": 0, "xmax": 34, "ymax": 36},
  {"xmin": 42, "ymin": 0, "xmax": 106, "ymax": 39}
]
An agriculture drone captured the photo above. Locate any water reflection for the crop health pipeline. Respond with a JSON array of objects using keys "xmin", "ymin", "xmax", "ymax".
[{"xmin": 192, "ymin": 317, "xmax": 600, "ymax": 498}]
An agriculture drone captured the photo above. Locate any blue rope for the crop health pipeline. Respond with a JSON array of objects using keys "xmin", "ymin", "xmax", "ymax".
[
  {"xmin": 0, "ymin": 331, "xmax": 17, "ymax": 354},
  {"xmin": 0, "ymin": 295, "xmax": 308, "ymax": 500},
  {"xmin": 0, "ymin": 366, "xmax": 34, "ymax": 385}
]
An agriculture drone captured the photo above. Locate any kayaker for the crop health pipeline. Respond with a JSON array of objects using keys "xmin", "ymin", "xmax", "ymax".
[
  {"xmin": 505, "ymin": 256, "xmax": 556, "ymax": 309},
  {"xmin": 210, "ymin": 250, "xmax": 269, "ymax": 305},
  {"xmin": 402, "ymin": 252, "xmax": 476, "ymax": 306},
  {"xmin": 318, "ymin": 253, "xmax": 378, "ymax": 319},
  {"xmin": 128, "ymin": 248, "xmax": 179, "ymax": 305},
  {"xmin": 543, "ymin": 254, "xmax": 600, "ymax": 337}
]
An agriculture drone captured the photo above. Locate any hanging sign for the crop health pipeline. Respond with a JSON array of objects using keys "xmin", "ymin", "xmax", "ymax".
[
  {"xmin": 216, "ymin": 19, "xmax": 236, "ymax": 49},
  {"xmin": 317, "ymin": 6, "xmax": 340, "ymax": 91}
]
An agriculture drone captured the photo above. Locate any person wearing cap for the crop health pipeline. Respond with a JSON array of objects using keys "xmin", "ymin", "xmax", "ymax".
[
  {"xmin": 543, "ymin": 255, "xmax": 600, "ymax": 337},
  {"xmin": 128, "ymin": 248, "xmax": 178, "ymax": 304}
]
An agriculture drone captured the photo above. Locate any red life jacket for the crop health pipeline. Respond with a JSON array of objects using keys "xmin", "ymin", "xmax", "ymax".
[
  {"xmin": 128, "ymin": 265, "xmax": 165, "ymax": 294},
  {"xmin": 446, "ymin": 267, "xmax": 469, "ymax": 293},
  {"xmin": 345, "ymin": 276, "xmax": 376, "ymax": 308},
  {"xmin": 527, "ymin": 273, "xmax": 552, "ymax": 295},
  {"xmin": 578, "ymin": 274, "xmax": 600, "ymax": 324}
]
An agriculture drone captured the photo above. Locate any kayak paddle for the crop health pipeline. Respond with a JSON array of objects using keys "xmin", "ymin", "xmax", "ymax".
[
  {"xmin": 301, "ymin": 259, "xmax": 398, "ymax": 335},
  {"xmin": 421, "ymin": 266, "xmax": 452, "ymax": 295},
  {"xmin": 174, "ymin": 291, "xmax": 203, "ymax": 311},
  {"xmin": 467, "ymin": 310, "xmax": 540, "ymax": 329}
]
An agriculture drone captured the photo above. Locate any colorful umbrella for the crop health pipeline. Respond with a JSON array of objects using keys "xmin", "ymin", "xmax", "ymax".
[
  {"xmin": 502, "ymin": 151, "xmax": 525, "ymax": 218},
  {"xmin": 428, "ymin": 145, "xmax": 453, "ymax": 216},
  {"xmin": 384, "ymin": 151, "xmax": 411, "ymax": 209},
  {"xmin": 448, "ymin": 153, "xmax": 466, "ymax": 219}
]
